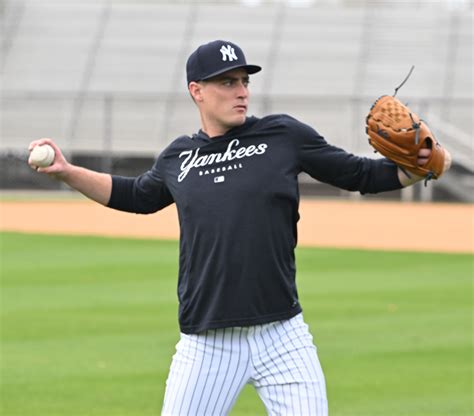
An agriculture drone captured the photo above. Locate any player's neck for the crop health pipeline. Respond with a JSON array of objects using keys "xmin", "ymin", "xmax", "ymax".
[
  {"xmin": 200, "ymin": 118, "xmax": 230, "ymax": 138},
  {"xmin": 199, "ymin": 113, "xmax": 248, "ymax": 138}
]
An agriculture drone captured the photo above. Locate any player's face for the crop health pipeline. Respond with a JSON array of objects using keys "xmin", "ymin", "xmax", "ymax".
[{"xmin": 192, "ymin": 68, "xmax": 250, "ymax": 137}]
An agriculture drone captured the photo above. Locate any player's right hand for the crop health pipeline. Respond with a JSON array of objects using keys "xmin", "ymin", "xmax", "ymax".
[{"xmin": 28, "ymin": 138, "xmax": 70, "ymax": 178}]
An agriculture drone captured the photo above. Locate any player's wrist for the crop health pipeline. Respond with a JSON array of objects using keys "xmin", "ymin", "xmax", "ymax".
[
  {"xmin": 397, "ymin": 167, "xmax": 424, "ymax": 187},
  {"xmin": 54, "ymin": 162, "xmax": 80, "ymax": 183}
]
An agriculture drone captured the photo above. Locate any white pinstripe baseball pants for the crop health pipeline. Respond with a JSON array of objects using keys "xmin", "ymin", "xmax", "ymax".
[{"xmin": 161, "ymin": 313, "xmax": 328, "ymax": 416}]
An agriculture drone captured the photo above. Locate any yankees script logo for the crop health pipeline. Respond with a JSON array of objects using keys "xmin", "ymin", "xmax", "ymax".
[
  {"xmin": 220, "ymin": 45, "xmax": 238, "ymax": 62},
  {"xmin": 178, "ymin": 139, "xmax": 267, "ymax": 182}
]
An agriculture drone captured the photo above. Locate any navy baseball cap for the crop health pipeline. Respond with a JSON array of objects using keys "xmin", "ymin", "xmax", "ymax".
[{"xmin": 186, "ymin": 40, "xmax": 262, "ymax": 85}]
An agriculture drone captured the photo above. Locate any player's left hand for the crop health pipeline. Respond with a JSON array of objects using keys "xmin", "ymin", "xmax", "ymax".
[{"xmin": 366, "ymin": 95, "xmax": 447, "ymax": 183}]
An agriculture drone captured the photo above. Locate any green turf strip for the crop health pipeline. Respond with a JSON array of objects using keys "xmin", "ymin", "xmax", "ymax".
[{"xmin": 1, "ymin": 232, "xmax": 472, "ymax": 415}]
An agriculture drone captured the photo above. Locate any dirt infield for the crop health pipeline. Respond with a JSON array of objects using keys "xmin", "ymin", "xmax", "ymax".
[{"xmin": 1, "ymin": 198, "xmax": 472, "ymax": 253}]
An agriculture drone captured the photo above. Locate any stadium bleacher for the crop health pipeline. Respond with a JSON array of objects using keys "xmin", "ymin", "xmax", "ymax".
[{"xmin": 1, "ymin": 0, "xmax": 472, "ymax": 200}]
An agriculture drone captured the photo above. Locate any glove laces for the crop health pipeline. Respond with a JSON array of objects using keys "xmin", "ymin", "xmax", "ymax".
[{"xmin": 393, "ymin": 65, "xmax": 415, "ymax": 97}]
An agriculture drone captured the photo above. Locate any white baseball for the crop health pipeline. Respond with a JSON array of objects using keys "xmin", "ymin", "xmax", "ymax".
[{"xmin": 30, "ymin": 144, "xmax": 55, "ymax": 167}]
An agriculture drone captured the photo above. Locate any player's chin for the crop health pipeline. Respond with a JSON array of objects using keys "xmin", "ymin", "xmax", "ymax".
[{"xmin": 228, "ymin": 111, "xmax": 247, "ymax": 126}]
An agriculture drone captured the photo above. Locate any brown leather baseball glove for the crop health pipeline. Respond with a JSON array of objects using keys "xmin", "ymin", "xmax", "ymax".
[{"xmin": 366, "ymin": 95, "xmax": 445, "ymax": 182}]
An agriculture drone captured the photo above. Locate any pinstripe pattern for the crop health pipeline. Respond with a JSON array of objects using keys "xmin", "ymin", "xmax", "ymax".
[{"xmin": 161, "ymin": 314, "xmax": 327, "ymax": 415}]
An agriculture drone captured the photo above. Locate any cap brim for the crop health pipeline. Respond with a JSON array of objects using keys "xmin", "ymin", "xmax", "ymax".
[{"xmin": 200, "ymin": 64, "xmax": 262, "ymax": 81}]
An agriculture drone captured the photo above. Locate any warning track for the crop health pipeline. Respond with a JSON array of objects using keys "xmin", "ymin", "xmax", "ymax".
[{"xmin": 1, "ymin": 198, "xmax": 472, "ymax": 253}]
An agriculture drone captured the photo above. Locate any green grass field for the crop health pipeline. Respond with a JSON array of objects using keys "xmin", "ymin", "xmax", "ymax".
[{"xmin": 1, "ymin": 232, "xmax": 472, "ymax": 416}]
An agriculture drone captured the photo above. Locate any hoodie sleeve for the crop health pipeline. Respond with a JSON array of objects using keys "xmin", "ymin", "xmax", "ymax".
[
  {"xmin": 107, "ymin": 152, "xmax": 174, "ymax": 214},
  {"xmin": 288, "ymin": 116, "xmax": 402, "ymax": 194}
]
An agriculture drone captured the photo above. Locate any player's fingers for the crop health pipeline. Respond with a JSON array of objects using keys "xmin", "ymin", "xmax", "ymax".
[
  {"xmin": 30, "ymin": 163, "xmax": 57, "ymax": 175},
  {"xmin": 28, "ymin": 142, "xmax": 39, "ymax": 152},
  {"xmin": 28, "ymin": 161, "xmax": 44, "ymax": 172},
  {"xmin": 417, "ymin": 148, "xmax": 431, "ymax": 157},
  {"xmin": 28, "ymin": 138, "xmax": 53, "ymax": 152},
  {"xmin": 416, "ymin": 147, "xmax": 431, "ymax": 166}
]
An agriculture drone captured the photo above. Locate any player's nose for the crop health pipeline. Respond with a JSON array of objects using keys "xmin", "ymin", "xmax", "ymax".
[{"xmin": 236, "ymin": 81, "xmax": 248, "ymax": 98}]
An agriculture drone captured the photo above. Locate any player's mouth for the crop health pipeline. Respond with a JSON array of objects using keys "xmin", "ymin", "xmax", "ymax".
[{"xmin": 233, "ymin": 104, "xmax": 247, "ymax": 112}]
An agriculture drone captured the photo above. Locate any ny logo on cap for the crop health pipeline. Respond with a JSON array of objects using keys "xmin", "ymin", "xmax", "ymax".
[{"xmin": 220, "ymin": 45, "xmax": 238, "ymax": 62}]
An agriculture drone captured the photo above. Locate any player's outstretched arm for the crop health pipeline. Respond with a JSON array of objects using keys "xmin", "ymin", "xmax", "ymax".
[
  {"xmin": 397, "ymin": 147, "xmax": 452, "ymax": 187},
  {"xmin": 28, "ymin": 138, "xmax": 112, "ymax": 206}
]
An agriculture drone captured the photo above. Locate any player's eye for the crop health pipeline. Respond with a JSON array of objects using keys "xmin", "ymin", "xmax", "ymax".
[{"xmin": 219, "ymin": 78, "xmax": 235, "ymax": 87}]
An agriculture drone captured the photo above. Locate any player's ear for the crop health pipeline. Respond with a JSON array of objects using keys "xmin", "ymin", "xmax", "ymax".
[{"xmin": 189, "ymin": 81, "xmax": 204, "ymax": 102}]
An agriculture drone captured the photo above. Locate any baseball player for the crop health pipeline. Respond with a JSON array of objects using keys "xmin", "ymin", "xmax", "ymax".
[{"xmin": 29, "ymin": 40, "xmax": 451, "ymax": 415}]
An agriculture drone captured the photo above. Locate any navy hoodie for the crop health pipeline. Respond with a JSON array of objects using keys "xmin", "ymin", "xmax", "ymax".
[{"xmin": 108, "ymin": 114, "xmax": 402, "ymax": 334}]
